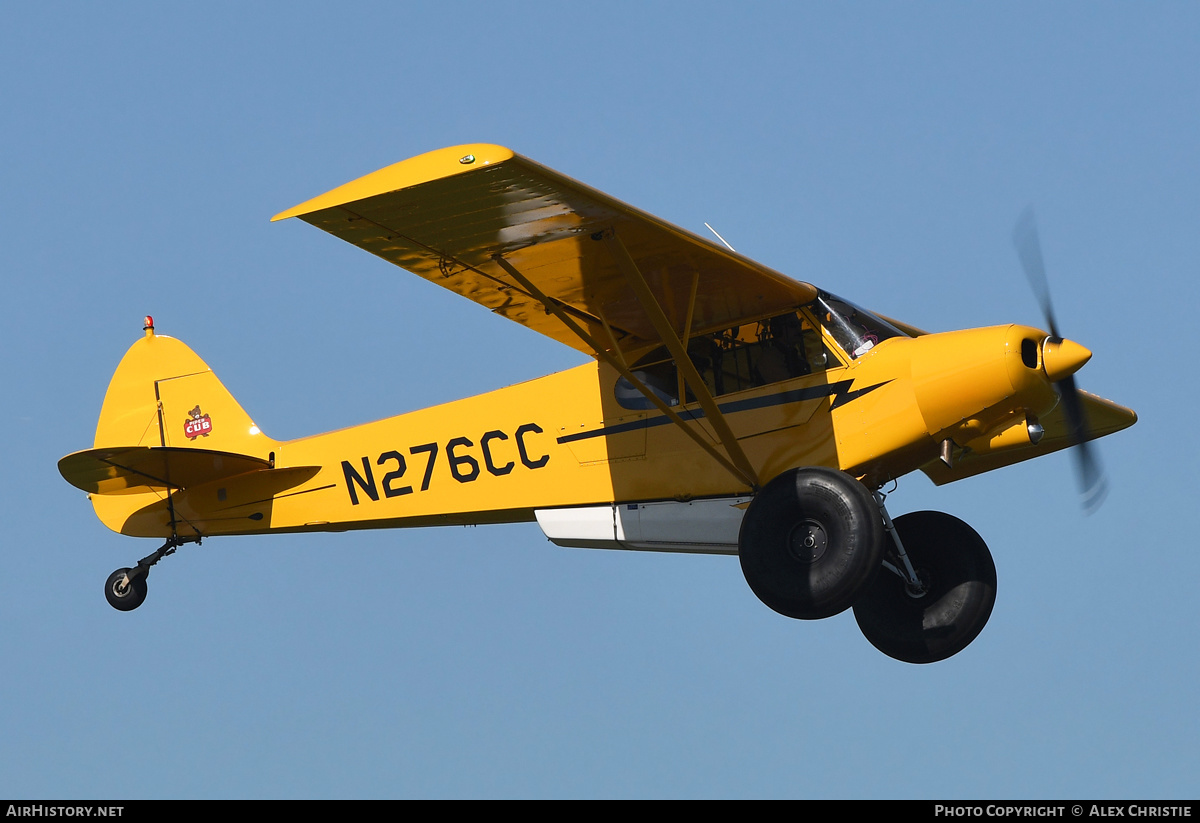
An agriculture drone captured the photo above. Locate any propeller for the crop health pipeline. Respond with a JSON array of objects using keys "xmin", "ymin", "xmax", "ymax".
[{"xmin": 1012, "ymin": 207, "xmax": 1108, "ymax": 512}]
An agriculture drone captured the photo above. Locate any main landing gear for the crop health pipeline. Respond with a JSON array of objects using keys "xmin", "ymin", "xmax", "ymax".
[
  {"xmin": 104, "ymin": 534, "xmax": 200, "ymax": 612},
  {"xmin": 739, "ymin": 467, "xmax": 884, "ymax": 620},
  {"xmin": 853, "ymin": 509, "xmax": 996, "ymax": 664},
  {"xmin": 738, "ymin": 468, "xmax": 996, "ymax": 663}
]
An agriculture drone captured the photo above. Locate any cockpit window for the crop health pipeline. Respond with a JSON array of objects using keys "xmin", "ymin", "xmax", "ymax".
[
  {"xmin": 614, "ymin": 311, "xmax": 837, "ymax": 410},
  {"xmin": 811, "ymin": 292, "xmax": 907, "ymax": 359},
  {"xmin": 613, "ymin": 293, "xmax": 910, "ymax": 410}
]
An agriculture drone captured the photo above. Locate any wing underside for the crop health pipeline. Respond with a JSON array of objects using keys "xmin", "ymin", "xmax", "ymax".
[{"xmin": 273, "ymin": 144, "xmax": 816, "ymax": 360}]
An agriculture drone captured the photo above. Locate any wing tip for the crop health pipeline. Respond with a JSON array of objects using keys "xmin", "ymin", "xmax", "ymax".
[{"xmin": 271, "ymin": 143, "xmax": 515, "ymax": 223}]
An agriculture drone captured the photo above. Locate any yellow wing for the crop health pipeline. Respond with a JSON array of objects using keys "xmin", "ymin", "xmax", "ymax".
[{"xmin": 273, "ymin": 144, "xmax": 816, "ymax": 359}]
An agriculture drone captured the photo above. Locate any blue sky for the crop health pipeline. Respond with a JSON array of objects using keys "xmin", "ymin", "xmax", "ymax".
[{"xmin": 2, "ymin": 2, "xmax": 1196, "ymax": 799}]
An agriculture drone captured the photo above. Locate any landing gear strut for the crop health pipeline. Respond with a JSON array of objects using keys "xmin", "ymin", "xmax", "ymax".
[{"xmin": 104, "ymin": 533, "xmax": 200, "ymax": 612}]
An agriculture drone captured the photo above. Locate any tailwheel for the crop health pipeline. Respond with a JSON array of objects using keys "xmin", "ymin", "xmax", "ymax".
[
  {"xmin": 105, "ymin": 567, "xmax": 148, "ymax": 612},
  {"xmin": 102, "ymin": 532, "xmax": 200, "ymax": 612},
  {"xmin": 853, "ymin": 511, "xmax": 996, "ymax": 664},
  {"xmin": 739, "ymin": 467, "xmax": 884, "ymax": 620}
]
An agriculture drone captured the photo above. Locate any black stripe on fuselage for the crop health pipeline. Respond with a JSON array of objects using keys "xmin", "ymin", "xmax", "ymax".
[{"xmin": 555, "ymin": 379, "xmax": 891, "ymax": 445}]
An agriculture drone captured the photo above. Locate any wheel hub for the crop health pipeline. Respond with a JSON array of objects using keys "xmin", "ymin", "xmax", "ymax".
[
  {"xmin": 787, "ymin": 519, "xmax": 827, "ymax": 563},
  {"xmin": 904, "ymin": 569, "xmax": 931, "ymax": 599}
]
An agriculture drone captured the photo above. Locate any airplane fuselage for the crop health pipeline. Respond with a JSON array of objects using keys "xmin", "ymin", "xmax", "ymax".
[{"xmin": 89, "ymin": 319, "xmax": 1077, "ymax": 542}]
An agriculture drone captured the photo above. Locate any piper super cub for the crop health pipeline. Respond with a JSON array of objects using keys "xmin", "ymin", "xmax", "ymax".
[{"xmin": 59, "ymin": 144, "xmax": 1137, "ymax": 663}]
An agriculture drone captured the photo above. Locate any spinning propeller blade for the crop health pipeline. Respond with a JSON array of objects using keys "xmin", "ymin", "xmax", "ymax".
[{"xmin": 1012, "ymin": 207, "xmax": 1108, "ymax": 512}]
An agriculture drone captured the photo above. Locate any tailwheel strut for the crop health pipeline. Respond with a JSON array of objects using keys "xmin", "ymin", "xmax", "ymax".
[
  {"xmin": 105, "ymin": 489, "xmax": 202, "ymax": 612},
  {"xmin": 105, "ymin": 533, "xmax": 201, "ymax": 612}
]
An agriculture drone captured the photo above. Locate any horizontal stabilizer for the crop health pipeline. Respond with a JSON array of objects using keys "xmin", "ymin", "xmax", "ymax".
[{"xmin": 59, "ymin": 446, "xmax": 272, "ymax": 495}]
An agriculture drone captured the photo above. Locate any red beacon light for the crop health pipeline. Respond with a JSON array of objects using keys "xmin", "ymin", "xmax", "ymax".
[{"xmin": 143, "ymin": 315, "xmax": 155, "ymax": 336}]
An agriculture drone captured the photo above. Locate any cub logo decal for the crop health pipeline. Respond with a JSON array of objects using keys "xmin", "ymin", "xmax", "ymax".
[{"xmin": 184, "ymin": 405, "xmax": 213, "ymax": 439}]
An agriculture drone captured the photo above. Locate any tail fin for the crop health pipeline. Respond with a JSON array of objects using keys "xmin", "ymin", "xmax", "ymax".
[{"xmin": 93, "ymin": 320, "xmax": 274, "ymax": 456}]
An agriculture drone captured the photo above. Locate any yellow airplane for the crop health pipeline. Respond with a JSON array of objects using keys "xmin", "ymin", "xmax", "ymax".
[{"xmin": 58, "ymin": 144, "xmax": 1136, "ymax": 663}]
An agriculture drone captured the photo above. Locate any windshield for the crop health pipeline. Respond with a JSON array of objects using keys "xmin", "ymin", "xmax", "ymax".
[{"xmin": 811, "ymin": 291, "xmax": 908, "ymax": 359}]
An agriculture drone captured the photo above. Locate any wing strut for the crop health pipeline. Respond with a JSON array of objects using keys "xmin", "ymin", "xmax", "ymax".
[
  {"xmin": 676, "ymin": 270, "xmax": 700, "ymax": 405},
  {"xmin": 599, "ymin": 230, "xmax": 760, "ymax": 489},
  {"xmin": 491, "ymin": 254, "xmax": 758, "ymax": 490}
]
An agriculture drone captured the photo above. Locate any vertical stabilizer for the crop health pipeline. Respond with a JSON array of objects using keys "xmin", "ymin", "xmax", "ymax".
[{"xmin": 93, "ymin": 321, "xmax": 275, "ymax": 459}]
